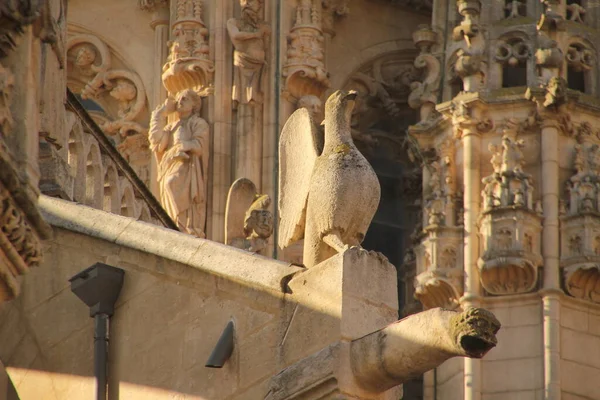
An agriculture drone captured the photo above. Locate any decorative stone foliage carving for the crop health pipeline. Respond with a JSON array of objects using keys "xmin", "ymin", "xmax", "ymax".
[
  {"xmin": 409, "ymin": 25, "xmax": 441, "ymax": 122},
  {"xmin": 413, "ymin": 137, "xmax": 463, "ymax": 309},
  {"xmin": 162, "ymin": 0, "xmax": 214, "ymax": 96},
  {"xmin": 566, "ymin": 43, "xmax": 594, "ymax": 73},
  {"xmin": 0, "ymin": 185, "xmax": 42, "ymax": 300},
  {"xmin": 495, "ymin": 37, "xmax": 530, "ymax": 68},
  {"xmin": 537, "ymin": 0, "xmax": 565, "ymax": 31},
  {"xmin": 138, "ymin": 0, "xmax": 168, "ymax": 11},
  {"xmin": 0, "ymin": 64, "xmax": 14, "ymax": 136},
  {"xmin": 0, "ymin": 1, "xmax": 40, "ymax": 58},
  {"xmin": 66, "ymin": 33, "xmax": 151, "ymax": 183},
  {"xmin": 342, "ymin": 52, "xmax": 418, "ymax": 150},
  {"xmin": 321, "ymin": 0, "xmax": 350, "ymax": 36},
  {"xmin": 225, "ymin": 178, "xmax": 273, "ymax": 255},
  {"xmin": 0, "ymin": 1, "xmax": 49, "ymax": 301},
  {"xmin": 414, "ymin": 227, "xmax": 463, "ymax": 310},
  {"xmin": 451, "ymin": 0, "xmax": 486, "ymax": 92},
  {"xmin": 561, "ymin": 126, "xmax": 600, "ymax": 304},
  {"xmin": 534, "ymin": 34, "xmax": 563, "ymax": 85},
  {"xmin": 478, "ymin": 129, "xmax": 542, "ymax": 295},
  {"xmin": 283, "ymin": 0, "xmax": 330, "ymax": 101}
]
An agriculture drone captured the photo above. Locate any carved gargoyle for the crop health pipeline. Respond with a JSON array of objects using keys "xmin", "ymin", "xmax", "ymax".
[
  {"xmin": 351, "ymin": 307, "xmax": 500, "ymax": 393},
  {"xmin": 278, "ymin": 90, "xmax": 381, "ymax": 268},
  {"xmin": 225, "ymin": 178, "xmax": 273, "ymax": 255}
]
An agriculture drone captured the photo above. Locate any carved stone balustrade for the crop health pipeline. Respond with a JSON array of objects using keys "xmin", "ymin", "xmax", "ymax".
[
  {"xmin": 478, "ymin": 134, "xmax": 542, "ymax": 295},
  {"xmin": 40, "ymin": 90, "xmax": 178, "ymax": 230}
]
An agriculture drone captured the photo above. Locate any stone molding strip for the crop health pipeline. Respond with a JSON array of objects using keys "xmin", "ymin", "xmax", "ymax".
[
  {"xmin": 39, "ymin": 195, "xmax": 303, "ymax": 294},
  {"xmin": 66, "ymin": 89, "xmax": 178, "ymax": 230}
]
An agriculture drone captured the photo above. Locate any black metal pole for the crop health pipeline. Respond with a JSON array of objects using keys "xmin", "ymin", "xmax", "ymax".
[
  {"xmin": 69, "ymin": 263, "xmax": 124, "ymax": 400},
  {"xmin": 94, "ymin": 314, "xmax": 109, "ymax": 400}
]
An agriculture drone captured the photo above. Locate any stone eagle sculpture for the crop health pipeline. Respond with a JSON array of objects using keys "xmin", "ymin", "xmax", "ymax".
[{"xmin": 278, "ymin": 90, "xmax": 381, "ymax": 268}]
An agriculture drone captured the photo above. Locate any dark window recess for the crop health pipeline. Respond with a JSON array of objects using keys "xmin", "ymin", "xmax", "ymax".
[
  {"xmin": 567, "ymin": 67, "xmax": 586, "ymax": 92},
  {"xmin": 502, "ymin": 64, "xmax": 527, "ymax": 87},
  {"xmin": 450, "ymin": 79, "xmax": 463, "ymax": 98},
  {"xmin": 504, "ymin": 0, "xmax": 526, "ymax": 18}
]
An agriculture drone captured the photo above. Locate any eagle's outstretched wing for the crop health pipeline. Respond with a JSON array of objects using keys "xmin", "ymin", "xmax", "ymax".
[{"xmin": 278, "ymin": 108, "xmax": 322, "ymax": 249}]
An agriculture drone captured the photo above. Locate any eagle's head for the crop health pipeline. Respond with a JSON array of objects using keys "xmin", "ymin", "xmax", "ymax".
[{"xmin": 325, "ymin": 90, "xmax": 358, "ymax": 127}]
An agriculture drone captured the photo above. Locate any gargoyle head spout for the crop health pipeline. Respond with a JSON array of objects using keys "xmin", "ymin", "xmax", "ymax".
[{"xmin": 450, "ymin": 307, "xmax": 501, "ymax": 358}]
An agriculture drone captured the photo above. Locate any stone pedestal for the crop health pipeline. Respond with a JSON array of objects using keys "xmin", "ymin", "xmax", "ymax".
[{"xmin": 268, "ymin": 248, "xmax": 402, "ymax": 400}]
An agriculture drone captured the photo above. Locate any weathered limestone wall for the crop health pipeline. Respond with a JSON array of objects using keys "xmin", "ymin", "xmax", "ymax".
[
  {"xmin": 560, "ymin": 299, "xmax": 600, "ymax": 399},
  {"xmin": 68, "ymin": 0, "xmax": 155, "ymax": 94},
  {"xmin": 481, "ymin": 297, "xmax": 544, "ymax": 399},
  {"xmin": 0, "ymin": 196, "xmax": 305, "ymax": 399},
  {"xmin": 327, "ymin": 0, "xmax": 429, "ymax": 90}
]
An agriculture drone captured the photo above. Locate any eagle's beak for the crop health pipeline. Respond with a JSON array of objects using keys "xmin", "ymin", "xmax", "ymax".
[{"xmin": 346, "ymin": 90, "xmax": 358, "ymax": 101}]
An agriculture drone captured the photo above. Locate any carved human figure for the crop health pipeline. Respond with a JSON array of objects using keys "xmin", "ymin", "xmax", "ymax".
[
  {"xmin": 225, "ymin": 178, "xmax": 273, "ymax": 254},
  {"xmin": 109, "ymin": 79, "xmax": 137, "ymax": 119},
  {"xmin": 75, "ymin": 45, "xmax": 96, "ymax": 71},
  {"xmin": 227, "ymin": 0, "xmax": 270, "ymax": 106},
  {"xmin": 501, "ymin": 135, "xmax": 525, "ymax": 173},
  {"xmin": 243, "ymin": 194, "xmax": 274, "ymax": 253},
  {"xmin": 504, "ymin": 0, "xmax": 524, "ymax": 18},
  {"xmin": 489, "ymin": 143, "xmax": 502, "ymax": 174},
  {"xmin": 497, "ymin": 229, "xmax": 512, "ymax": 250},
  {"xmin": 569, "ymin": 235, "xmax": 583, "ymax": 255},
  {"xmin": 148, "ymin": 89, "xmax": 209, "ymax": 237},
  {"xmin": 524, "ymin": 233, "xmax": 533, "ymax": 252},
  {"xmin": 567, "ymin": 3, "xmax": 586, "ymax": 23}
]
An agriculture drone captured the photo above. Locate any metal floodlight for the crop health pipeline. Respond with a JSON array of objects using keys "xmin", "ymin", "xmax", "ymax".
[
  {"xmin": 205, "ymin": 320, "xmax": 235, "ymax": 368},
  {"xmin": 69, "ymin": 262, "xmax": 125, "ymax": 317}
]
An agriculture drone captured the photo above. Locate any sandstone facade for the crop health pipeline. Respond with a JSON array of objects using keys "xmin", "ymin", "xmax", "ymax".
[{"xmin": 0, "ymin": 0, "xmax": 599, "ymax": 399}]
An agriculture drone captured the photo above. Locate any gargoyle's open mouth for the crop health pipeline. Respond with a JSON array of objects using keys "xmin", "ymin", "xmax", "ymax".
[{"xmin": 460, "ymin": 335, "xmax": 497, "ymax": 358}]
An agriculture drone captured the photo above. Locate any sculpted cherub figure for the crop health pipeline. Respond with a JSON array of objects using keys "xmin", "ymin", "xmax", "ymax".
[
  {"xmin": 149, "ymin": 89, "xmax": 209, "ymax": 238},
  {"xmin": 109, "ymin": 79, "xmax": 137, "ymax": 119}
]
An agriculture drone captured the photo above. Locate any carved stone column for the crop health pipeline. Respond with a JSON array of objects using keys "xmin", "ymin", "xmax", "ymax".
[
  {"xmin": 142, "ymin": 1, "xmax": 170, "ymax": 110},
  {"xmin": 227, "ymin": 0, "xmax": 270, "ymax": 188},
  {"xmin": 139, "ymin": 0, "xmax": 170, "ymax": 196},
  {"xmin": 452, "ymin": 99, "xmax": 491, "ymax": 400},
  {"xmin": 526, "ymin": 82, "xmax": 564, "ymax": 400}
]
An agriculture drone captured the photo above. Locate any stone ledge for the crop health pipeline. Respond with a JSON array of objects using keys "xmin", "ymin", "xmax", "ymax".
[{"xmin": 39, "ymin": 195, "xmax": 303, "ymax": 294}]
